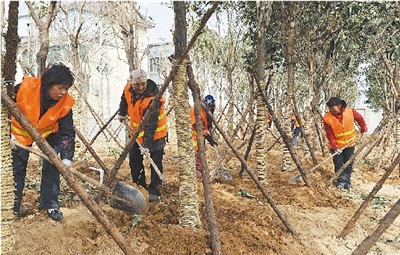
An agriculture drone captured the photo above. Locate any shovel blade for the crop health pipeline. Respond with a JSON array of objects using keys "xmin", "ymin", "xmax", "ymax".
[
  {"xmin": 217, "ymin": 165, "xmax": 233, "ymax": 180},
  {"xmin": 290, "ymin": 175, "xmax": 302, "ymax": 181},
  {"xmin": 111, "ymin": 181, "xmax": 146, "ymax": 214},
  {"xmin": 217, "ymin": 170, "xmax": 233, "ymax": 180}
]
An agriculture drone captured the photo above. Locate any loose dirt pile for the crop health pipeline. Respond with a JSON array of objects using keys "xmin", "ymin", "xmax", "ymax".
[{"xmin": 11, "ymin": 138, "xmax": 400, "ymax": 255}]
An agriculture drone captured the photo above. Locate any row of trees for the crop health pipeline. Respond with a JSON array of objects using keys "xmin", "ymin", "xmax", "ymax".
[{"xmin": 186, "ymin": 1, "xmax": 400, "ymax": 172}]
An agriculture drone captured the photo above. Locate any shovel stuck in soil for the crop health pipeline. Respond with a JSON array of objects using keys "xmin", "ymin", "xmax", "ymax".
[
  {"xmin": 290, "ymin": 140, "xmax": 356, "ymax": 181},
  {"xmin": 13, "ymin": 140, "xmax": 146, "ymax": 214},
  {"xmin": 213, "ymin": 145, "xmax": 233, "ymax": 180}
]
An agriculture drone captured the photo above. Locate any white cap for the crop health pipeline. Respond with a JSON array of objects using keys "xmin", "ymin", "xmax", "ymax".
[{"xmin": 129, "ymin": 69, "xmax": 147, "ymax": 84}]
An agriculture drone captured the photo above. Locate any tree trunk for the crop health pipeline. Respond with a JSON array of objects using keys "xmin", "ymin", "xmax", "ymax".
[
  {"xmin": 173, "ymin": 1, "xmax": 201, "ymax": 227},
  {"xmin": 280, "ymin": 2, "xmax": 296, "ymax": 172},
  {"xmin": 26, "ymin": 1, "xmax": 60, "ymax": 76},
  {"xmin": 254, "ymin": 1, "xmax": 272, "ymax": 183},
  {"xmin": 61, "ymin": 2, "xmax": 87, "ymax": 154},
  {"xmin": 1, "ymin": 2, "xmax": 19, "ymax": 254}
]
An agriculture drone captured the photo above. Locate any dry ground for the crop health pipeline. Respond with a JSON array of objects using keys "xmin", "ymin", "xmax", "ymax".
[{"xmin": 11, "ymin": 135, "xmax": 400, "ymax": 255}]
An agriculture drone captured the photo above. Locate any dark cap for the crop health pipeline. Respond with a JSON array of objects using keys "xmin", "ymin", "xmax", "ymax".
[
  {"xmin": 326, "ymin": 97, "xmax": 347, "ymax": 108},
  {"xmin": 203, "ymin": 95, "xmax": 215, "ymax": 107}
]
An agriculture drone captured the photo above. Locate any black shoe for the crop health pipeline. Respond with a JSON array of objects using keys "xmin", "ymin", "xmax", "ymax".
[
  {"xmin": 149, "ymin": 194, "xmax": 160, "ymax": 202},
  {"xmin": 336, "ymin": 182, "xmax": 347, "ymax": 189},
  {"xmin": 47, "ymin": 209, "xmax": 63, "ymax": 221}
]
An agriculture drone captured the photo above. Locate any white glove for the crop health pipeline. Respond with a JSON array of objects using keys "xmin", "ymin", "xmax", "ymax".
[
  {"xmin": 62, "ymin": 159, "xmax": 72, "ymax": 167},
  {"xmin": 139, "ymin": 146, "xmax": 149, "ymax": 155},
  {"xmin": 118, "ymin": 115, "xmax": 127, "ymax": 122},
  {"xmin": 10, "ymin": 135, "xmax": 17, "ymax": 150},
  {"xmin": 334, "ymin": 149, "xmax": 342, "ymax": 155}
]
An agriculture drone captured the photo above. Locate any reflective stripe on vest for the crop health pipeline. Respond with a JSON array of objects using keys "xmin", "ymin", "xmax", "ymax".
[
  {"xmin": 323, "ymin": 108, "xmax": 357, "ymax": 149},
  {"xmin": 190, "ymin": 107, "xmax": 209, "ymax": 151},
  {"xmin": 12, "ymin": 124, "xmax": 55, "ymax": 138}
]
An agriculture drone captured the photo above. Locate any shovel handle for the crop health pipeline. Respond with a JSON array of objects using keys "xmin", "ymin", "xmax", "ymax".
[
  {"xmin": 13, "ymin": 140, "xmax": 108, "ymax": 191},
  {"xmin": 123, "ymin": 121, "xmax": 168, "ymax": 184},
  {"xmin": 289, "ymin": 137, "xmax": 358, "ymax": 181},
  {"xmin": 292, "ymin": 150, "xmax": 340, "ymax": 180},
  {"xmin": 138, "ymin": 144, "xmax": 168, "ymax": 184}
]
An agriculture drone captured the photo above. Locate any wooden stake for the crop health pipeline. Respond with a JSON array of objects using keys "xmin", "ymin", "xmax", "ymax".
[
  {"xmin": 1, "ymin": 93, "xmax": 136, "ymax": 255},
  {"xmin": 351, "ymin": 197, "xmax": 400, "ymax": 255},
  {"xmin": 339, "ymin": 153, "xmax": 400, "ymax": 239}
]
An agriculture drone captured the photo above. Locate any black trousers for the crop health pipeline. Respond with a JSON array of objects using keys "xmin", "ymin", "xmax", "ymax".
[
  {"xmin": 12, "ymin": 145, "xmax": 61, "ymax": 213},
  {"xmin": 331, "ymin": 146, "xmax": 355, "ymax": 185},
  {"xmin": 129, "ymin": 142, "xmax": 164, "ymax": 196}
]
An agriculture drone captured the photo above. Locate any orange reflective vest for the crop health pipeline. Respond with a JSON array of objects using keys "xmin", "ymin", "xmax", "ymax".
[
  {"xmin": 11, "ymin": 77, "xmax": 75, "ymax": 146},
  {"xmin": 123, "ymin": 84, "xmax": 167, "ymax": 144},
  {"xmin": 291, "ymin": 114, "xmax": 305, "ymax": 128},
  {"xmin": 322, "ymin": 108, "xmax": 357, "ymax": 149},
  {"xmin": 266, "ymin": 112, "xmax": 271, "ymax": 126},
  {"xmin": 190, "ymin": 106, "xmax": 209, "ymax": 151}
]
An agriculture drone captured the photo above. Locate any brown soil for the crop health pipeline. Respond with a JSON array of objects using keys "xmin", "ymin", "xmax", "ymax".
[{"xmin": 12, "ymin": 138, "xmax": 400, "ymax": 255}]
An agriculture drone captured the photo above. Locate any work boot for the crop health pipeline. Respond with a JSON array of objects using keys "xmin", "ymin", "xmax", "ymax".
[
  {"xmin": 149, "ymin": 194, "xmax": 159, "ymax": 202},
  {"xmin": 47, "ymin": 209, "xmax": 63, "ymax": 221},
  {"xmin": 148, "ymin": 187, "xmax": 160, "ymax": 202},
  {"xmin": 335, "ymin": 181, "xmax": 350, "ymax": 190},
  {"xmin": 336, "ymin": 182, "xmax": 346, "ymax": 189}
]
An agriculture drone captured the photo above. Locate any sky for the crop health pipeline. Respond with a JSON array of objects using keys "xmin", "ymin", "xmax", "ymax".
[{"xmin": 137, "ymin": 1, "xmax": 174, "ymax": 44}]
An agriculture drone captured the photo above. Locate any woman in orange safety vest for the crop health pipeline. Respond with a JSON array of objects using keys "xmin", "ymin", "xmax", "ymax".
[
  {"xmin": 322, "ymin": 97, "xmax": 368, "ymax": 190},
  {"xmin": 11, "ymin": 63, "xmax": 75, "ymax": 221}
]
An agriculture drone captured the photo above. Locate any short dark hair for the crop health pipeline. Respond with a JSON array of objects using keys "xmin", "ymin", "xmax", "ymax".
[
  {"xmin": 41, "ymin": 63, "xmax": 74, "ymax": 90},
  {"xmin": 326, "ymin": 97, "xmax": 347, "ymax": 108}
]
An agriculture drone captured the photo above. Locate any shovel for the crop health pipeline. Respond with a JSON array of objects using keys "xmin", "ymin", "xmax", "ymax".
[
  {"xmin": 213, "ymin": 145, "xmax": 233, "ymax": 180},
  {"xmin": 290, "ymin": 140, "xmax": 355, "ymax": 181},
  {"xmin": 13, "ymin": 140, "xmax": 146, "ymax": 214}
]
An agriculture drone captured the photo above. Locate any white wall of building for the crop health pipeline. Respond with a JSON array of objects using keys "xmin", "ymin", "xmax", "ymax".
[
  {"xmin": 355, "ymin": 104, "xmax": 383, "ymax": 134},
  {"xmin": 11, "ymin": 3, "xmax": 152, "ymax": 142}
]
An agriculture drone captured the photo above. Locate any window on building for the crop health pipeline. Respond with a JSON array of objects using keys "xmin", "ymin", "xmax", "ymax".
[{"xmin": 149, "ymin": 57, "xmax": 160, "ymax": 73}]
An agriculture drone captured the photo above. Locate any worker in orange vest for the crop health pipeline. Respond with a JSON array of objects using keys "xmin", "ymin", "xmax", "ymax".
[
  {"xmin": 190, "ymin": 95, "xmax": 218, "ymax": 179},
  {"xmin": 11, "ymin": 63, "xmax": 75, "ymax": 221},
  {"xmin": 323, "ymin": 97, "xmax": 367, "ymax": 189},
  {"xmin": 118, "ymin": 69, "xmax": 168, "ymax": 202},
  {"xmin": 266, "ymin": 111, "xmax": 272, "ymax": 128},
  {"xmin": 291, "ymin": 113, "xmax": 306, "ymax": 146}
]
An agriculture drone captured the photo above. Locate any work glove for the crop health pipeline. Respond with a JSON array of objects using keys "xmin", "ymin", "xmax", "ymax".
[
  {"xmin": 10, "ymin": 135, "xmax": 17, "ymax": 150},
  {"xmin": 62, "ymin": 159, "xmax": 72, "ymax": 168},
  {"xmin": 139, "ymin": 145, "xmax": 149, "ymax": 155},
  {"xmin": 206, "ymin": 134, "xmax": 218, "ymax": 146},
  {"xmin": 334, "ymin": 148, "xmax": 342, "ymax": 155},
  {"xmin": 202, "ymin": 129, "xmax": 210, "ymax": 136},
  {"xmin": 118, "ymin": 115, "xmax": 127, "ymax": 122}
]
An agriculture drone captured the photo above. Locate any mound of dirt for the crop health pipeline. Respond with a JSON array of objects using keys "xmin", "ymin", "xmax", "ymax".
[{"xmin": 11, "ymin": 141, "xmax": 400, "ymax": 255}]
